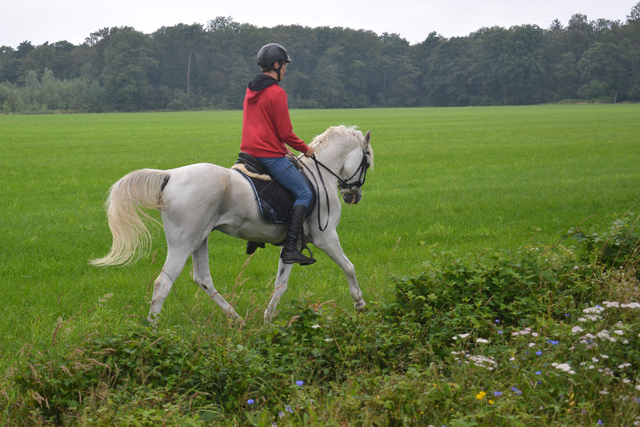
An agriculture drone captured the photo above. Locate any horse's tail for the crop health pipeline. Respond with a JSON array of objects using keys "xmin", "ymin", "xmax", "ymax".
[{"xmin": 90, "ymin": 169, "xmax": 170, "ymax": 267}]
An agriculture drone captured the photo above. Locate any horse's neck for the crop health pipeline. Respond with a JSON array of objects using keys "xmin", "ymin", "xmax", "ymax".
[{"xmin": 313, "ymin": 138, "xmax": 355, "ymax": 176}]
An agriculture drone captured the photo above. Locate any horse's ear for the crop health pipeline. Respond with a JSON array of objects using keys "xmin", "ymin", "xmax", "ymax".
[{"xmin": 364, "ymin": 130, "xmax": 371, "ymax": 147}]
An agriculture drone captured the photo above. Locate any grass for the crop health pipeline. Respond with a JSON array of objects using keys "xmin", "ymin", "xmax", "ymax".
[
  {"xmin": 0, "ymin": 104, "xmax": 638, "ymax": 352},
  {"xmin": 1, "ymin": 104, "xmax": 640, "ymax": 425}
]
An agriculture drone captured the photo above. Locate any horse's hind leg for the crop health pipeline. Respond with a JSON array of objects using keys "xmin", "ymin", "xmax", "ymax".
[
  {"xmin": 264, "ymin": 256, "xmax": 294, "ymax": 323},
  {"xmin": 149, "ymin": 247, "xmax": 190, "ymax": 323},
  {"xmin": 314, "ymin": 230, "xmax": 366, "ymax": 310},
  {"xmin": 191, "ymin": 237, "xmax": 240, "ymax": 320}
]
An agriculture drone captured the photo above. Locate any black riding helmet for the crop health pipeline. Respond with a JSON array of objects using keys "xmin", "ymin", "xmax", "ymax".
[{"xmin": 257, "ymin": 43, "xmax": 291, "ymax": 81}]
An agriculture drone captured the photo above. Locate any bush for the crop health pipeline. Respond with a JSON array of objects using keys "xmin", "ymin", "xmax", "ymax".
[{"xmin": 3, "ymin": 215, "xmax": 640, "ymax": 426}]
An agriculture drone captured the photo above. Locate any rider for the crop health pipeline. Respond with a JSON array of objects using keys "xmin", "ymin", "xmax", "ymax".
[{"xmin": 240, "ymin": 43, "xmax": 315, "ymax": 265}]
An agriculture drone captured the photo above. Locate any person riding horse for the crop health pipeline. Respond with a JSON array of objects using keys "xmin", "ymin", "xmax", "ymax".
[{"xmin": 240, "ymin": 43, "xmax": 315, "ymax": 265}]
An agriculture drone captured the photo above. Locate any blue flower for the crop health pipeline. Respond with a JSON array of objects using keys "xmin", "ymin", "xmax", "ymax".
[
  {"xmin": 495, "ymin": 319, "xmax": 500, "ymax": 323},
  {"xmin": 285, "ymin": 405, "xmax": 293, "ymax": 413},
  {"xmin": 536, "ymin": 351, "xmax": 542, "ymax": 356},
  {"xmin": 535, "ymin": 371, "xmax": 542, "ymax": 375},
  {"xmin": 547, "ymin": 340, "xmax": 559, "ymax": 345},
  {"xmin": 597, "ymin": 420, "xmax": 603, "ymax": 425},
  {"xmin": 565, "ymin": 313, "xmax": 570, "ymax": 317},
  {"xmin": 296, "ymin": 380, "xmax": 304, "ymax": 386},
  {"xmin": 494, "ymin": 391, "xmax": 503, "ymax": 396},
  {"xmin": 498, "ymin": 331, "xmax": 503, "ymax": 334},
  {"xmin": 247, "ymin": 399, "xmax": 255, "ymax": 405}
]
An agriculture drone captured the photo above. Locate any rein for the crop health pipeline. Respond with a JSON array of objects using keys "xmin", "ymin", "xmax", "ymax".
[{"xmin": 301, "ymin": 145, "xmax": 370, "ymax": 232}]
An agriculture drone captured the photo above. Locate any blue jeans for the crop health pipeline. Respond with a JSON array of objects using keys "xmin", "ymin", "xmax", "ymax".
[{"xmin": 256, "ymin": 156, "xmax": 312, "ymax": 208}]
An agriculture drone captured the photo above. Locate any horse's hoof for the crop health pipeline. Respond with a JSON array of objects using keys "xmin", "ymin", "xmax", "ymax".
[{"xmin": 354, "ymin": 301, "xmax": 367, "ymax": 311}]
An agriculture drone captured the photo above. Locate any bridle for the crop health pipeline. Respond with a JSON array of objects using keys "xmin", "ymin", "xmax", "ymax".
[{"xmin": 301, "ymin": 144, "xmax": 371, "ymax": 231}]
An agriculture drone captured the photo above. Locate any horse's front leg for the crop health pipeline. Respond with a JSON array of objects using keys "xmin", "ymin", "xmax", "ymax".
[
  {"xmin": 191, "ymin": 237, "xmax": 241, "ymax": 321},
  {"xmin": 313, "ymin": 230, "xmax": 366, "ymax": 310},
  {"xmin": 264, "ymin": 255, "xmax": 294, "ymax": 323}
]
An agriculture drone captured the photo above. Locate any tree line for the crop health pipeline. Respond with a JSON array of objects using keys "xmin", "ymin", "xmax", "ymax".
[{"xmin": 1, "ymin": 4, "xmax": 639, "ymax": 113}]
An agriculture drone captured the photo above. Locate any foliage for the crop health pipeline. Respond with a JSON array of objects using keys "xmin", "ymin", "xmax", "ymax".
[
  {"xmin": 1, "ymin": 3, "xmax": 640, "ymax": 113},
  {"xmin": 2, "ymin": 215, "xmax": 640, "ymax": 426}
]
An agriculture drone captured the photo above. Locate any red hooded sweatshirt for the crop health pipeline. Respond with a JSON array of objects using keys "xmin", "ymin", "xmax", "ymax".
[{"xmin": 240, "ymin": 75, "xmax": 309, "ymax": 158}]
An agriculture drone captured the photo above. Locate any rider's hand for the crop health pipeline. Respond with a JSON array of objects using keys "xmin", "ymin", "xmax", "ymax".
[{"xmin": 304, "ymin": 146, "xmax": 314, "ymax": 157}]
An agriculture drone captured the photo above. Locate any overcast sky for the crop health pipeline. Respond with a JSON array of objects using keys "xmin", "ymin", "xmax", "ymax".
[{"xmin": 1, "ymin": 0, "xmax": 637, "ymax": 49}]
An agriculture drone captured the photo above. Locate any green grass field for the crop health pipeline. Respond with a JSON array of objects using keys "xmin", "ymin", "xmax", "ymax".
[{"xmin": 1, "ymin": 104, "xmax": 639, "ymax": 360}]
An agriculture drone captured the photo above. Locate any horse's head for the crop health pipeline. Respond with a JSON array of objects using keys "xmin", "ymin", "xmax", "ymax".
[{"xmin": 340, "ymin": 130, "xmax": 372, "ymax": 205}]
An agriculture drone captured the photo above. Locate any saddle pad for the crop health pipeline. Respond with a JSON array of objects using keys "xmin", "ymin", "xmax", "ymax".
[{"xmin": 234, "ymin": 169, "xmax": 316, "ymax": 224}]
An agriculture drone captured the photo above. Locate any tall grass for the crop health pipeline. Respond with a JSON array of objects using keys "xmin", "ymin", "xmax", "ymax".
[{"xmin": 0, "ymin": 105, "xmax": 638, "ymax": 359}]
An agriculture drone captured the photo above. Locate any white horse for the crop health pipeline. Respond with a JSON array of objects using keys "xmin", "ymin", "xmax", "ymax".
[{"xmin": 91, "ymin": 125, "xmax": 373, "ymax": 323}]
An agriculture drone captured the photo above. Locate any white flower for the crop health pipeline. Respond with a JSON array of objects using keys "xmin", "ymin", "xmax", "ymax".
[
  {"xmin": 555, "ymin": 363, "xmax": 573, "ymax": 373},
  {"xmin": 476, "ymin": 338, "xmax": 489, "ymax": 344},
  {"xmin": 592, "ymin": 357, "xmax": 600, "ymax": 363},
  {"xmin": 459, "ymin": 333, "xmax": 471, "ymax": 339},
  {"xmin": 600, "ymin": 389, "xmax": 609, "ymax": 395},
  {"xmin": 311, "ymin": 324, "xmax": 321, "ymax": 329},
  {"xmin": 583, "ymin": 306, "xmax": 606, "ymax": 314},
  {"xmin": 614, "ymin": 330, "xmax": 624, "ymax": 336},
  {"xmin": 619, "ymin": 363, "xmax": 632, "ymax": 369},
  {"xmin": 532, "ymin": 332, "xmax": 539, "ymax": 337},
  {"xmin": 600, "ymin": 354, "xmax": 609, "ymax": 359},
  {"xmin": 622, "ymin": 302, "xmax": 640, "ymax": 309},
  {"xmin": 578, "ymin": 317, "xmax": 587, "ymax": 322},
  {"xmin": 529, "ymin": 343, "xmax": 536, "ymax": 347},
  {"xmin": 571, "ymin": 326, "xmax": 584, "ymax": 334},
  {"xmin": 324, "ymin": 338, "xmax": 333, "ymax": 342},
  {"xmin": 603, "ymin": 301, "xmax": 620, "ymax": 308}
]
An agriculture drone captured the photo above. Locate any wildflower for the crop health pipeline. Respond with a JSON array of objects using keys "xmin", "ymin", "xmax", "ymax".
[
  {"xmin": 532, "ymin": 332, "xmax": 539, "ymax": 337},
  {"xmin": 494, "ymin": 391, "xmax": 503, "ymax": 396},
  {"xmin": 247, "ymin": 399, "xmax": 255, "ymax": 405},
  {"xmin": 324, "ymin": 338, "xmax": 333, "ymax": 342},
  {"xmin": 535, "ymin": 371, "xmax": 542, "ymax": 375},
  {"xmin": 476, "ymin": 338, "xmax": 489, "ymax": 344},
  {"xmin": 311, "ymin": 324, "xmax": 321, "ymax": 329},
  {"xmin": 619, "ymin": 363, "xmax": 632, "ymax": 369},
  {"xmin": 285, "ymin": 405, "xmax": 293, "ymax": 413},
  {"xmin": 475, "ymin": 391, "xmax": 487, "ymax": 400},
  {"xmin": 598, "ymin": 420, "xmax": 603, "ymax": 425},
  {"xmin": 571, "ymin": 326, "xmax": 584, "ymax": 334},
  {"xmin": 554, "ymin": 363, "xmax": 574, "ymax": 373},
  {"xmin": 495, "ymin": 319, "xmax": 500, "ymax": 323},
  {"xmin": 614, "ymin": 330, "xmax": 624, "ymax": 336},
  {"xmin": 278, "ymin": 411, "xmax": 285, "ymax": 419},
  {"xmin": 548, "ymin": 340, "xmax": 559, "ymax": 345},
  {"xmin": 529, "ymin": 343, "xmax": 536, "ymax": 347},
  {"xmin": 498, "ymin": 331, "xmax": 503, "ymax": 334},
  {"xmin": 489, "ymin": 400, "xmax": 494, "ymax": 404},
  {"xmin": 296, "ymin": 380, "xmax": 304, "ymax": 386},
  {"xmin": 536, "ymin": 351, "xmax": 542, "ymax": 356}
]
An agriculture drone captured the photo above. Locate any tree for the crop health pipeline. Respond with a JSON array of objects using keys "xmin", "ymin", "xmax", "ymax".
[{"xmin": 99, "ymin": 28, "xmax": 157, "ymax": 111}]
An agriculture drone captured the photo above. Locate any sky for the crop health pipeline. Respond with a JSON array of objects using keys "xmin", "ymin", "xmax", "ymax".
[{"xmin": 1, "ymin": 0, "xmax": 638, "ymax": 49}]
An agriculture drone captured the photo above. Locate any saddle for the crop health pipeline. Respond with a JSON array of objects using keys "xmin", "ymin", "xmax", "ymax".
[{"xmin": 232, "ymin": 152, "xmax": 317, "ymax": 254}]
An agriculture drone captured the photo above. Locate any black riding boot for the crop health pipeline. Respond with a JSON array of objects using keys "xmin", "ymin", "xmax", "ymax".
[{"xmin": 281, "ymin": 205, "xmax": 316, "ymax": 265}]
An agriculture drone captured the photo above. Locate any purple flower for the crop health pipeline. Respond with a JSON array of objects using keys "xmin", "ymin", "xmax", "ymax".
[
  {"xmin": 285, "ymin": 405, "xmax": 293, "ymax": 413},
  {"xmin": 597, "ymin": 420, "xmax": 603, "ymax": 425},
  {"xmin": 247, "ymin": 399, "xmax": 255, "ymax": 405},
  {"xmin": 494, "ymin": 391, "xmax": 503, "ymax": 396},
  {"xmin": 296, "ymin": 380, "xmax": 304, "ymax": 386},
  {"xmin": 498, "ymin": 331, "xmax": 503, "ymax": 334},
  {"xmin": 536, "ymin": 351, "xmax": 542, "ymax": 356},
  {"xmin": 535, "ymin": 371, "xmax": 542, "ymax": 375}
]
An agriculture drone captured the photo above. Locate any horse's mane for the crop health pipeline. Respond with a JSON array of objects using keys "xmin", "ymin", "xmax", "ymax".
[{"xmin": 310, "ymin": 125, "xmax": 374, "ymax": 169}]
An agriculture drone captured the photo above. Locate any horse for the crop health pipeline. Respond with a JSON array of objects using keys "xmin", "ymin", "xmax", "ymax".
[{"xmin": 90, "ymin": 125, "xmax": 373, "ymax": 323}]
